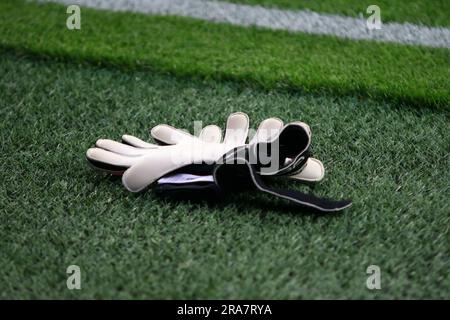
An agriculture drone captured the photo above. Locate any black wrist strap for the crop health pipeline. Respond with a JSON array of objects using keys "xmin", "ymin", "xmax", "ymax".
[
  {"xmin": 155, "ymin": 123, "xmax": 352, "ymax": 213},
  {"xmin": 214, "ymin": 156, "xmax": 352, "ymax": 213}
]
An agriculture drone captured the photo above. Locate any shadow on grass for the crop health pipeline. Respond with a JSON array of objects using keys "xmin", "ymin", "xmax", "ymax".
[{"xmin": 89, "ymin": 166, "xmax": 347, "ymax": 219}]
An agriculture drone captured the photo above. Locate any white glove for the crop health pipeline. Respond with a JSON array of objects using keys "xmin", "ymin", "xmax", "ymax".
[
  {"xmin": 87, "ymin": 112, "xmax": 323, "ymax": 183},
  {"xmin": 150, "ymin": 116, "xmax": 324, "ymax": 183},
  {"xmin": 86, "ymin": 112, "xmax": 248, "ymax": 181},
  {"xmin": 86, "ymin": 113, "xmax": 351, "ymax": 212}
]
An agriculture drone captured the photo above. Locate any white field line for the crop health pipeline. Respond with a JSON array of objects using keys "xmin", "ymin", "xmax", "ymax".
[{"xmin": 52, "ymin": 0, "xmax": 449, "ymax": 48}]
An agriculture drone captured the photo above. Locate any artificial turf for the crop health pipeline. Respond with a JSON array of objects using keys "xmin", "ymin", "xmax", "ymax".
[
  {"xmin": 1, "ymin": 50, "xmax": 449, "ymax": 299},
  {"xmin": 1, "ymin": 0, "xmax": 449, "ymax": 110},
  {"xmin": 228, "ymin": 0, "xmax": 450, "ymax": 26}
]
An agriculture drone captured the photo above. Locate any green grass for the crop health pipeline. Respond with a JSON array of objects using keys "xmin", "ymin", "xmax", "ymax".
[
  {"xmin": 1, "ymin": 50, "xmax": 449, "ymax": 299},
  {"xmin": 1, "ymin": 0, "xmax": 449, "ymax": 110},
  {"xmin": 228, "ymin": 0, "xmax": 450, "ymax": 26}
]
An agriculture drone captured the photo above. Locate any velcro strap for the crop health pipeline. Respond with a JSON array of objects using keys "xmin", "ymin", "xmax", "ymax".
[
  {"xmin": 214, "ymin": 156, "xmax": 351, "ymax": 213},
  {"xmin": 155, "ymin": 122, "xmax": 351, "ymax": 212}
]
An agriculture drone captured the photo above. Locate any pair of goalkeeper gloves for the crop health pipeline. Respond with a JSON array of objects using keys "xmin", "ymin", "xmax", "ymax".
[{"xmin": 86, "ymin": 112, "xmax": 351, "ymax": 213}]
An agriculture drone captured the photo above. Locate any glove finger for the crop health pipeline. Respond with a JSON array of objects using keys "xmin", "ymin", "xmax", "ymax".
[
  {"xmin": 223, "ymin": 112, "xmax": 249, "ymax": 146},
  {"xmin": 121, "ymin": 134, "xmax": 158, "ymax": 149},
  {"xmin": 122, "ymin": 143, "xmax": 224, "ymax": 192},
  {"xmin": 288, "ymin": 158, "xmax": 325, "ymax": 182},
  {"xmin": 198, "ymin": 125, "xmax": 222, "ymax": 143},
  {"xmin": 96, "ymin": 139, "xmax": 152, "ymax": 156},
  {"xmin": 86, "ymin": 147, "xmax": 137, "ymax": 173},
  {"xmin": 250, "ymin": 117, "xmax": 284, "ymax": 144},
  {"xmin": 122, "ymin": 146, "xmax": 189, "ymax": 192},
  {"xmin": 151, "ymin": 124, "xmax": 198, "ymax": 145}
]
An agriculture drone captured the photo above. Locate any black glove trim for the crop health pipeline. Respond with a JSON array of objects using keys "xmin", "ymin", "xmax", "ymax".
[{"xmin": 214, "ymin": 157, "xmax": 352, "ymax": 213}]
